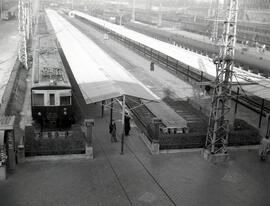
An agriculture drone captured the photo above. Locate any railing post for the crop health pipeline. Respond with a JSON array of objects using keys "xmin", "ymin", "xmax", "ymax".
[
  {"xmin": 152, "ymin": 118, "xmax": 162, "ymax": 154},
  {"xmin": 84, "ymin": 119, "xmax": 94, "ymax": 159},
  {"xmin": 200, "ymin": 71, "xmax": 203, "ymax": 89},
  {"xmin": 187, "ymin": 66, "xmax": 190, "ymax": 81},
  {"xmin": 232, "ymin": 87, "xmax": 240, "ymax": 127},
  {"xmin": 259, "ymin": 98, "xmax": 265, "ymax": 128}
]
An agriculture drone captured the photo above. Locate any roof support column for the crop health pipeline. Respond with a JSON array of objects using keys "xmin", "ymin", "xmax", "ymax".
[
  {"xmin": 101, "ymin": 100, "xmax": 105, "ymax": 117},
  {"xmin": 120, "ymin": 95, "xmax": 126, "ymax": 155},
  {"xmin": 259, "ymin": 98, "xmax": 265, "ymax": 128},
  {"xmin": 110, "ymin": 98, "xmax": 114, "ymax": 126},
  {"xmin": 84, "ymin": 119, "xmax": 94, "ymax": 159}
]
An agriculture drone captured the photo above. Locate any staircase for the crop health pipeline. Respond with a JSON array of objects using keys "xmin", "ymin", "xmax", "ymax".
[{"xmin": 162, "ymin": 96, "xmax": 208, "ymax": 134}]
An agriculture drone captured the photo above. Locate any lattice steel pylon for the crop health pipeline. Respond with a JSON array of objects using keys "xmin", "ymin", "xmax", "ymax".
[
  {"xmin": 18, "ymin": 0, "xmax": 29, "ymax": 69},
  {"xmin": 205, "ymin": 0, "xmax": 238, "ymax": 155},
  {"xmin": 210, "ymin": 0, "xmax": 220, "ymax": 42},
  {"xmin": 25, "ymin": 1, "xmax": 33, "ymax": 40}
]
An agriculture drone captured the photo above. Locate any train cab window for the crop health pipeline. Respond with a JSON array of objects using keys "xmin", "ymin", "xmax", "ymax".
[
  {"xmin": 60, "ymin": 96, "xmax": 71, "ymax": 106},
  {"xmin": 49, "ymin": 94, "xmax": 55, "ymax": 106},
  {"xmin": 32, "ymin": 94, "xmax": 44, "ymax": 106}
]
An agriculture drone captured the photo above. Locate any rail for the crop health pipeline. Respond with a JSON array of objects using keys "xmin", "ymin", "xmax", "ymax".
[{"xmin": 74, "ymin": 14, "xmax": 270, "ymax": 128}]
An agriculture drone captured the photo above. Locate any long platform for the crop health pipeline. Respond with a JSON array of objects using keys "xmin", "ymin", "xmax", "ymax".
[
  {"xmin": 71, "ymin": 10, "xmax": 270, "ymax": 101},
  {"xmin": 46, "ymin": 9, "xmax": 159, "ymax": 104},
  {"xmin": 129, "ymin": 20, "xmax": 270, "ymax": 73},
  {"xmin": 46, "ymin": 9, "xmax": 189, "ymax": 130}
]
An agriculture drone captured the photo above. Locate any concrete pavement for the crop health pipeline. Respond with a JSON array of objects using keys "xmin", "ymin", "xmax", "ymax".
[{"xmin": 1, "ymin": 107, "xmax": 270, "ymax": 206}]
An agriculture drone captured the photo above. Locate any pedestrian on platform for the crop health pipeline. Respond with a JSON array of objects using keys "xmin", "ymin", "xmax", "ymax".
[
  {"xmin": 110, "ymin": 121, "xmax": 117, "ymax": 142},
  {"xmin": 150, "ymin": 61, "xmax": 154, "ymax": 71},
  {"xmin": 124, "ymin": 113, "xmax": 131, "ymax": 136},
  {"xmin": 259, "ymin": 135, "xmax": 270, "ymax": 161}
]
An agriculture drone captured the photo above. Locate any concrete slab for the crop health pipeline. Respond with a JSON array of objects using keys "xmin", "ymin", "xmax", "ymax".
[{"xmin": 1, "ymin": 109, "xmax": 270, "ymax": 205}]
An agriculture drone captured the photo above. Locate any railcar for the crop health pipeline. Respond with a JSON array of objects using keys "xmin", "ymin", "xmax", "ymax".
[{"xmin": 31, "ymin": 14, "xmax": 73, "ymax": 128}]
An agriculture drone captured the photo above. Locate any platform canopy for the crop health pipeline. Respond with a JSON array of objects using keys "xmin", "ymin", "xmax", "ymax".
[
  {"xmin": 240, "ymin": 79, "xmax": 270, "ymax": 101},
  {"xmin": 71, "ymin": 10, "xmax": 270, "ymax": 102},
  {"xmin": 71, "ymin": 10, "xmax": 267, "ymax": 84},
  {"xmin": 46, "ymin": 9, "xmax": 159, "ymax": 104}
]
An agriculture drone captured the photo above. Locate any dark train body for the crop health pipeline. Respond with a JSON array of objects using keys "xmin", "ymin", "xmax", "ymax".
[{"xmin": 31, "ymin": 12, "xmax": 73, "ymax": 128}]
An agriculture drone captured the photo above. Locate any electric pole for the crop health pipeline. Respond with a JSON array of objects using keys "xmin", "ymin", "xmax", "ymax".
[
  {"xmin": 204, "ymin": 0, "xmax": 238, "ymax": 160},
  {"xmin": 211, "ymin": 0, "xmax": 220, "ymax": 42},
  {"xmin": 18, "ymin": 0, "xmax": 32, "ymax": 69}
]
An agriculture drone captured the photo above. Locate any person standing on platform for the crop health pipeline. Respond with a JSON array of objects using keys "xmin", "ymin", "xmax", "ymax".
[
  {"xmin": 110, "ymin": 121, "xmax": 117, "ymax": 142},
  {"xmin": 124, "ymin": 113, "xmax": 131, "ymax": 136}
]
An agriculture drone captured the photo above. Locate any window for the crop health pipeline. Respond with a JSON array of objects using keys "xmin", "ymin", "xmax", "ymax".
[
  {"xmin": 60, "ymin": 96, "xmax": 71, "ymax": 106},
  {"xmin": 32, "ymin": 94, "xmax": 44, "ymax": 106},
  {"xmin": 49, "ymin": 94, "xmax": 55, "ymax": 106}
]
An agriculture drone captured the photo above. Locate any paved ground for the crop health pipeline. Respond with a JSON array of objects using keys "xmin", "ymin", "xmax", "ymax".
[
  {"xmin": 1, "ymin": 13, "xmax": 269, "ymax": 206},
  {"xmin": 1, "ymin": 107, "xmax": 270, "ymax": 206}
]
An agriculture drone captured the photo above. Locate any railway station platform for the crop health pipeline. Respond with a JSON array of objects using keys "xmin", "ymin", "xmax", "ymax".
[
  {"xmin": 126, "ymin": 21, "xmax": 270, "ymax": 74},
  {"xmin": 0, "ymin": 105, "xmax": 270, "ymax": 206},
  {"xmin": 66, "ymin": 13, "xmax": 268, "ymax": 137}
]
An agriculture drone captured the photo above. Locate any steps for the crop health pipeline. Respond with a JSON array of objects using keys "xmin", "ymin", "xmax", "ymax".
[{"xmin": 162, "ymin": 96, "xmax": 208, "ymax": 133}]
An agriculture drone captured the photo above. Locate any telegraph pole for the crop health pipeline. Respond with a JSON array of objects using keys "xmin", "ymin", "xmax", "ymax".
[
  {"xmin": 204, "ymin": 0, "xmax": 238, "ymax": 161},
  {"xmin": 211, "ymin": 0, "xmax": 220, "ymax": 42}
]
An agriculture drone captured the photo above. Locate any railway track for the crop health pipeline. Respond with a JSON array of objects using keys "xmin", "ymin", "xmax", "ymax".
[
  {"xmin": 106, "ymin": 23, "xmax": 270, "ymax": 118},
  {"xmin": 70, "ymin": 13, "xmax": 270, "ymax": 126}
]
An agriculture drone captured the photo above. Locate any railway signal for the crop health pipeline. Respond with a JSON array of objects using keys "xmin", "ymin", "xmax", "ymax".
[{"xmin": 204, "ymin": 0, "xmax": 238, "ymax": 160}]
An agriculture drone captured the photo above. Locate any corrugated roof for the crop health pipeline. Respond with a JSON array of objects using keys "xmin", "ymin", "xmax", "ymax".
[{"xmin": 46, "ymin": 9, "xmax": 159, "ymax": 103}]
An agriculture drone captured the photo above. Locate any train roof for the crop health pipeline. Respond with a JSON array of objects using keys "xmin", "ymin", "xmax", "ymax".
[{"xmin": 32, "ymin": 12, "xmax": 71, "ymax": 89}]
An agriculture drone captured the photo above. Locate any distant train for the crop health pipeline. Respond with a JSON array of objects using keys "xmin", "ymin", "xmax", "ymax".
[{"xmin": 31, "ymin": 12, "xmax": 73, "ymax": 128}]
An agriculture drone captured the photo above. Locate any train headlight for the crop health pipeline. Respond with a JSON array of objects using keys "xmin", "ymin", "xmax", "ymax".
[
  {"xmin": 38, "ymin": 112, "xmax": 42, "ymax": 116},
  {"xmin": 64, "ymin": 111, "xmax": 67, "ymax": 115}
]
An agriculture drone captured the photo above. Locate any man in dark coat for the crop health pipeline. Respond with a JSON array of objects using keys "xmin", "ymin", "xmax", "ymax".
[
  {"xmin": 110, "ymin": 121, "xmax": 117, "ymax": 142},
  {"xmin": 124, "ymin": 113, "xmax": 131, "ymax": 136}
]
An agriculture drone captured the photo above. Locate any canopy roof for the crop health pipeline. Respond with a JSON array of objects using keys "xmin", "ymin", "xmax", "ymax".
[
  {"xmin": 46, "ymin": 9, "xmax": 159, "ymax": 104},
  {"xmin": 71, "ymin": 10, "xmax": 270, "ymax": 101},
  {"xmin": 240, "ymin": 79, "xmax": 270, "ymax": 101}
]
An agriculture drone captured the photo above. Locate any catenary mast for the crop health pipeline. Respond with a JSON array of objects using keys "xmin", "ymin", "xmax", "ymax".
[{"xmin": 205, "ymin": 0, "xmax": 238, "ymax": 156}]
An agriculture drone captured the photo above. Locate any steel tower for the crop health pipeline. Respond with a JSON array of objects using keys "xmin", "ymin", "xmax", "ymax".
[
  {"xmin": 18, "ymin": 0, "xmax": 32, "ymax": 69},
  {"xmin": 205, "ymin": 0, "xmax": 238, "ymax": 155}
]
